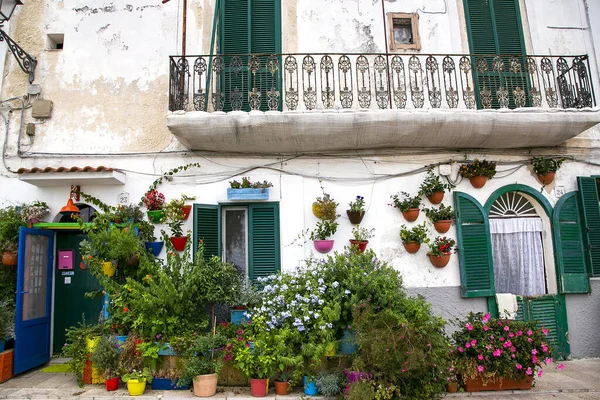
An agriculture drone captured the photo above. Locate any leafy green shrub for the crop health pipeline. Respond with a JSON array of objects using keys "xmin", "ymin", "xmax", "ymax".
[
  {"xmin": 0, "ymin": 299, "xmax": 14, "ymax": 339},
  {"xmin": 390, "ymin": 191, "xmax": 422, "ymax": 212},
  {"xmin": 399, "ymin": 223, "xmax": 430, "ymax": 244},
  {"xmin": 91, "ymin": 335, "xmax": 120, "ymax": 379},
  {"xmin": 0, "ymin": 206, "xmax": 25, "ymax": 252},
  {"xmin": 62, "ymin": 316, "xmax": 102, "ymax": 387},
  {"xmin": 419, "ymin": 170, "xmax": 453, "ymax": 197},
  {"xmin": 531, "ymin": 157, "xmax": 564, "ymax": 176},
  {"xmin": 424, "ymin": 203, "xmax": 455, "ymax": 222}
]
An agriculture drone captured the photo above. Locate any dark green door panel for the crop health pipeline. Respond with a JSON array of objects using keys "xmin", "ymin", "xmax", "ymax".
[{"xmin": 53, "ymin": 232, "xmax": 102, "ymax": 354}]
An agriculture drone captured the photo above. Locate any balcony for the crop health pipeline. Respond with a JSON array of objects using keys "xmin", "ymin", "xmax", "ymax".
[{"xmin": 166, "ymin": 53, "xmax": 600, "ymax": 153}]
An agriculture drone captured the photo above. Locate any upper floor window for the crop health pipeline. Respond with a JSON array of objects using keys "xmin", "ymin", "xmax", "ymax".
[{"xmin": 387, "ymin": 13, "xmax": 420, "ymax": 51}]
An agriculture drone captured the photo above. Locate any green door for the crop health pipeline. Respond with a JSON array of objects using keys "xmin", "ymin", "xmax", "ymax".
[{"xmin": 52, "ymin": 232, "xmax": 102, "ymax": 354}]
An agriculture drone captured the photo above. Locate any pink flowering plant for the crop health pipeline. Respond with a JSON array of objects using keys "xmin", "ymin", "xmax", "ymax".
[
  {"xmin": 142, "ymin": 190, "xmax": 166, "ymax": 211},
  {"xmin": 451, "ymin": 312, "xmax": 555, "ymax": 385}
]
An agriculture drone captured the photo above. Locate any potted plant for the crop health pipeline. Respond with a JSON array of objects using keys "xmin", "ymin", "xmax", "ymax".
[
  {"xmin": 419, "ymin": 170, "xmax": 454, "ymax": 204},
  {"xmin": 275, "ymin": 371, "xmax": 292, "ymax": 395},
  {"xmin": 312, "ymin": 193, "xmax": 338, "ymax": 220},
  {"xmin": 80, "ymin": 225, "xmax": 140, "ymax": 277},
  {"xmin": 231, "ymin": 278, "xmax": 260, "ymax": 324},
  {"xmin": 228, "ymin": 177, "xmax": 273, "ymax": 200},
  {"xmin": 142, "ymin": 189, "xmax": 166, "ymax": 222},
  {"xmin": 427, "ymin": 236, "xmax": 456, "ymax": 268},
  {"xmin": 349, "ymin": 225, "xmax": 375, "ymax": 253},
  {"xmin": 459, "ymin": 159, "xmax": 497, "ymax": 188},
  {"xmin": 179, "ymin": 330, "xmax": 226, "ymax": 397},
  {"xmin": 62, "ymin": 316, "xmax": 103, "ymax": 387},
  {"xmin": 316, "ymin": 373, "xmax": 342, "ymax": 397},
  {"xmin": 91, "ymin": 335, "xmax": 120, "ymax": 391},
  {"xmin": 390, "ymin": 192, "xmax": 422, "ymax": 222},
  {"xmin": 399, "ymin": 223, "xmax": 429, "ymax": 253},
  {"xmin": 231, "ymin": 333, "xmax": 276, "ymax": 397},
  {"xmin": 0, "ymin": 206, "xmax": 25, "ymax": 267},
  {"xmin": 122, "ymin": 367, "xmax": 153, "ymax": 396},
  {"xmin": 347, "ymin": 195, "xmax": 366, "ymax": 224},
  {"xmin": 0, "ymin": 299, "xmax": 14, "ymax": 352},
  {"xmin": 20, "ymin": 201, "xmax": 51, "ymax": 224},
  {"xmin": 310, "ymin": 220, "xmax": 339, "ymax": 254},
  {"xmin": 161, "ymin": 198, "xmax": 189, "ymax": 251},
  {"xmin": 423, "ymin": 204, "xmax": 455, "ymax": 234},
  {"xmin": 531, "ymin": 157, "xmax": 564, "ymax": 185},
  {"xmin": 115, "ymin": 204, "xmax": 144, "ymax": 223},
  {"xmin": 139, "ymin": 220, "xmax": 163, "ymax": 256},
  {"xmin": 452, "ymin": 312, "xmax": 556, "ymax": 392}
]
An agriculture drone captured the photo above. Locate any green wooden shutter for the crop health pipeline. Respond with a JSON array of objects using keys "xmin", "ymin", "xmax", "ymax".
[
  {"xmin": 553, "ymin": 192, "xmax": 590, "ymax": 293},
  {"xmin": 526, "ymin": 295, "xmax": 570, "ymax": 360},
  {"xmin": 492, "ymin": 0, "xmax": 526, "ymax": 55},
  {"xmin": 454, "ymin": 192, "xmax": 495, "ymax": 297},
  {"xmin": 463, "ymin": 0, "xmax": 497, "ymax": 55},
  {"xmin": 248, "ymin": 202, "xmax": 280, "ymax": 280},
  {"xmin": 193, "ymin": 204, "xmax": 220, "ymax": 260},
  {"xmin": 577, "ymin": 177, "xmax": 600, "ymax": 276}
]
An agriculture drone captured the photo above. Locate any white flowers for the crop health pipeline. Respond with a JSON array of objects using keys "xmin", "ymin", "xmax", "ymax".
[
  {"xmin": 332, "ymin": 281, "xmax": 339, "ymax": 288},
  {"xmin": 344, "ymin": 289, "xmax": 351, "ymax": 295}
]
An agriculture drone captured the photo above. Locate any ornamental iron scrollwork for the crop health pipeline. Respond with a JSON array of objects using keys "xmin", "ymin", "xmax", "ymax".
[
  {"xmin": 248, "ymin": 56, "xmax": 262, "ymax": 110},
  {"xmin": 211, "ymin": 56, "xmax": 225, "ymax": 111},
  {"xmin": 175, "ymin": 58, "xmax": 190, "ymax": 111},
  {"xmin": 302, "ymin": 55, "xmax": 317, "ymax": 110},
  {"xmin": 492, "ymin": 56, "xmax": 509, "ymax": 108},
  {"xmin": 338, "ymin": 55, "xmax": 354, "ymax": 109},
  {"xmin": 526, "ymin": 57, "xmax": 542, "ymax": 107},
  {"xmin": 459, "ymin": 56, "xmax": 475, "ymax": 109},
  {"xmin": 228, "ymin": 56, "xmax": 244, "ymax": 111},
  {"xmin": 266, "ymin": 55, "xmax": 280, "ymax": 110},
  {"xmin": 390, "ymin": 55, "xmax": 406, "ymax": 109},
  {"xmin": 320, "ymin": 55, "xmax": 335, "ymax": 109},
  {"xmin": 540, "ymin": 57, "xmax": 558, "ymax": 107},
  {"xmin": 193, "ymin": 57, "xmax": 207, "ymax": 111},
  {"xmin": 356, "ymin": 55, "xmax": 371, "ymax": 108},
  {"xmin": 374, "ymin": 55, "xmax": 389, "ymax": 109},
  {"xmin": 425, "ymin": 55, "xmax": 441, "ymax": 108},
  {"xmin": 442, "ymin": 56, "xmax": 459, "ymax": 109},
  {"xmin": 284, "ymin": 56, "xmax": 299, "ymax": 110},
  {"xmin": 408, "ymin": 56, "xmax": 424, "ymax": 108}
]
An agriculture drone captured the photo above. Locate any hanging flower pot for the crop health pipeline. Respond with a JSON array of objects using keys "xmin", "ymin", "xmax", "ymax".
[
  {"xmin": 428, "ymin": 253, "xmax": 451, "ymax": 268},
  {"xmin": 313, "ymin": 239, "xmax": 334, "ymax": 254},
  {"xmin": 1, "ymin": 251, "xmax": 17, "ymax": 267},
  {"xmin": 146, "ymin": 209, "xmax": 164, "ymax": 223},
  {"xmin": 433, "ymin": 220, "xmax": 452, "ymax": 234},
  {"xmin": 126, "ymin": 255, "xmax": 139, "ymax": 267},
  {"xmin": 102, "ymin": 261, "xmax": 116, "ymax": 277},
  {"xmin": 192, "ymin": 373, "xmax": 217, "ymax": 397},
  {"xmin": 537, "ymin": 171, "xmax": 555, "ymax": 185},
  {"xmin": 402, "ymin": 208, "xmax": 420, "ymax": 222},
  {"xmin": 105, "ymin": 377, "xmax": 119, "ymax": 391},
  {"xmin": 181, "ymin": 205, "xmax": 192, "ymax": 220},
  {"xmin": 250, "ymin": 378, "xmax": 269, "ymax": 397},
  {"xmin": 275, "ymin": 380, "xmax": 289, "ymax": 395},
  {"xmin": 427, "ymin": 191, "xmax": 444, "ymax": 204},
  {"xmin": 346, "ymin": 210, "xmax": 365, "ymax": 224},
  {"xmin": 144, "ymin": 241, "xmax": 164, "ymax": 257},
  {"xmin": 170, "ymin": 236, "xmax": 188, "ymax": 251},
  {"xmin": 402, "ymin": 241, "xmax": 421, "ymax": 254},
  {"xmin": 469, "ymin": 176, "xmax": 488, "ymax": 189},
  {"xmin": 349, "ymin": 240, "xmax": 368, "ymax": 253}
]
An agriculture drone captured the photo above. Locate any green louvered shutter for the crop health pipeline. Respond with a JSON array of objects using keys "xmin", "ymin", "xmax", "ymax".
[
  {"xmin": 193, "ymin": 204, "xmax": 220, "ymax": 260},
  {"xmin": 577, "ymin": 177, "xmax": 600, "ymax": 276},
  {"xmin": 248, "ymin": 202, "xmax": 280, "ymax": 280},
  {"xmin": 454, "ymin": 192, "xmax": 495, "ymax": 297},
  {"xmin": 515, "ymin": 295, "xmax": 526, "ymax": 321},
  {"xmin": 553, "ymin": 192, "xmax": 590, "ymax": 293},
  {"xmin": 526, "ymin": 295, "xmax": 569, "ymax": 359}
]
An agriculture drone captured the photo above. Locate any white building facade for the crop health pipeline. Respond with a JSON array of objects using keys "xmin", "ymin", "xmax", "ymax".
[{"xmin": 1, "ymin": 0, "xmax": 600, "ymax": 359}]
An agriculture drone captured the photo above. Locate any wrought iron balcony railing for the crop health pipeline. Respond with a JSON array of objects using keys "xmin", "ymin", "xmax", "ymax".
[{"xmin": 168, "ymin": 53, "xmax": 595, "ymax": 112}]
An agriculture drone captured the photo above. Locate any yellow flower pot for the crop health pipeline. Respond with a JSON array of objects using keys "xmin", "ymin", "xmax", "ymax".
[
  {"xmin": 86, "ymin": 336, "xmax": 100, "ymax": 354},
  {"xmin": 127, "ymin": 379, "xmax": 147, "ymax": 396},
  {"xmin": 102, "ymin": 261, "xmax": 116, "ymax": 277}
]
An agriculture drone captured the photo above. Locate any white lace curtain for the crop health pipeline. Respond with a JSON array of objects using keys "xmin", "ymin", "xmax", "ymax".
[{"xmin": 490, "ymin": 218, "xmax": 546, "ymax": 296}]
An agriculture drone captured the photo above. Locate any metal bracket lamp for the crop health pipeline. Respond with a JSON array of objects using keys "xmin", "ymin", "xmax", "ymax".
[
  {"xmin": 0, "ymin": 0, "xmax": 36, "ymax": 83},
  {"xmin": 60, "ymin": 185, "xmax": 81, "ymax": 216}
]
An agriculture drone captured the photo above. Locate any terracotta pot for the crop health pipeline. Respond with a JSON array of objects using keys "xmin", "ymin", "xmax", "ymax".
[
  {"xmin": 427, "ymin": 191, "xmax": 444, "ymax": 204},
  {"xmin": 537, "ymin": 171, "xmax": 555, "ymax": 185},
  {"xmin": 193, "ymin": 373, "xmax": 218, "ymax": 397},
  {"xmin": 402, "ymin": 241, "xmax": 421, "ymax": 254},
  {"xmin": 275, "ymin": 380, "xmax": 289, "ymax": 395},
  {"xmin": 446, "ymin": 382, "xmax": 458, "ymax": 393},
  {"xmin": 346, "ymin": 210, "xmax": 365, "ymax": 224},
  {"xmin": 170, "ymin": 236, "xmax": 188, "ymax": 251},
  {"xmin": 433, "ymin": 220, "xmax": 452, "ymax": 234},
  {"xmin": 105, "ymin": 377, "xmax": 119, "ymax": 391},
  {"xmin": 465, "ymin": 375, "xmax": 533, "ymax": 392},
  {"xmin": 181, "ymin": 205, "xmax": 192, "ymax": 220},
  {"xmin": 313, "ymin": 239, "xmax": 334, "ymax": 254},
  {"xmin": 1, "ymin": 251, "xmax": 17, "ymax": 267},
  {"xmin": 469, "ymin": 176, "xmax": 488, "ymax": 189},
  {"xmin": 428, "ymin": 253, "xmax": 451, "ymax": 268},
  {"xmin": 402, "ymin": 208, "xmax": 420, "ymax": 222},
  {"xmin": 250, "ymin": 378, "xmax": 269, "ymax": 397},
  {"xmin": 349, "ymin": 240, "xmax": 368, "ymax": 253},
  {"xmin": 126, "ymin": 255, "xmax": 139, "ymax": 267}
]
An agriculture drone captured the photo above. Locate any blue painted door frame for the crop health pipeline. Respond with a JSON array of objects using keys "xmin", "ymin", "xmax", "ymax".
[{"xmin": 14, "ymin": 227, "xmax": 54, "ymax": 375}]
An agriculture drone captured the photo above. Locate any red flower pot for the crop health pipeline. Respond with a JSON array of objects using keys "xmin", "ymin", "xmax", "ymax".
[
  {"xmin": 402, "ymin": 208, "xmax": 420, "ymax": 222},
  {"xmin": 105, "ymin": 377, "xmax": 119, "ymax": 391},
  {"xmin": 181, "ymin": 205, "xmax": 192, "ymax": 220},
  {"xmin": 428, "ymin": 253, "xmax": 451, "ymax": 268},
  {"xmin": 433, "ymin": 220, "xmax": 452, "ymax": 234},
  {"xmin": 427, "ymin": 191, "xmax": 444, "ymax": 204},
  {"xmin": 250, "ymin": 378, "xmax": 269, "ymax": 397},
  {"xmin": 349, "ymin": 240, "xmax": 368, "ymax": 253},
  {"xmin": 170, "ymin": 236, "xmax": 188, "ymax": 251},
  {"xmin": 469, "ymin": 176, "xmax": 488, "ymax": 189},
  {"xmin": 537, "ymin": 171, "xmax": 555, "ymax": 185},
  {"xmin": 403, "ymin": 241, "xmax": 421, "ymax": 254}
]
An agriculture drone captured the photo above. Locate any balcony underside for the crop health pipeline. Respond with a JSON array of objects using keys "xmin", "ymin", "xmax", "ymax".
[{"xmin": 167, "ymin": 108, "xmax": 600, "ymax": 154}]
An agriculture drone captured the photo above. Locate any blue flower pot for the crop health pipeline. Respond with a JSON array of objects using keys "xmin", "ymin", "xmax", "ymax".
[
  {"xmin": 145, "ymin": 241, "xmax": 164, "ymax": 256},
  {"xmin": 227, "ymin": 188, "xmax": 269, "ymax": 200},
  {"xmin": 340, "ymin": 330, "xmax": 358, "ymax": 355},
  {"xmin": 157, "ymin": 342, "xmax": 176, "ymax": 356},
  {"xmin": 0, "ymin": 340, "xmax": 5, "ymax": 352},
  {"xmin": 150, "ymin": 378, "xmax": 188, "ymax": 390},
  {"xmin": 230, "ymin": 309, "xmax": 250, "ymax": 325},
  {"xmin": 303, "ymin": 376, "xmax": 318, "ymax": 396}
]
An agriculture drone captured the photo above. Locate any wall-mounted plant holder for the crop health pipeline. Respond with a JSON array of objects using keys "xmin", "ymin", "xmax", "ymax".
[{"xmin": 226, "ymin": 188, "xmax": 269, "ymax": 201}]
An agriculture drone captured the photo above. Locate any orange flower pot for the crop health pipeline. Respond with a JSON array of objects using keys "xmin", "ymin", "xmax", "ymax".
[
  {"xmin": 469, "ymin": 176, "xmax": 488, "ymax": 189},
  {"xmin": 428, "ymin": 253, "xmax": 451, "ymax": 268},
  {"xmin": 1, "ymin": 251, "xmax": 17, "ymax": 267},
  {"xmin": 402, "ymin": 208, "xmax": 420, "ymax": 222},
  {"xmin": 403, "ymin": 241, "xmax": 421, "ymax": 254},
  {"xmin": 427, "ymin": 191, "xmax": 444, "ymax": 204},
  {"xmin": 433, "ymin": 220, "xmax": 452, "ymax": 234},
  {"xmin": 275, "ymin": 381, "xmax": 289, "ymax": 395},
  {"xmin": 465, "ymin": 375, "xmax": 533, "ymax": 392},
  {"xmin": 537, "ymin": 171, "xmax": 555, "ymax": 185}
]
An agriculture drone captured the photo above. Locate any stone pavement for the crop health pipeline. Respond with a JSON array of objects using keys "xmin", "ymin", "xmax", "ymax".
[{"xmin": 0, "ymin": 359, "xmax": 599, "ymax": 399}]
